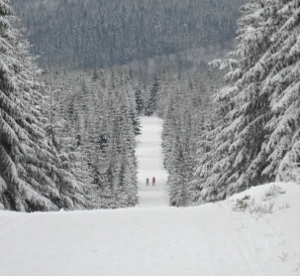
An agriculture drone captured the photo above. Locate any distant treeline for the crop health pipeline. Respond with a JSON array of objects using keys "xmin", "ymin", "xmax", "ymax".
[{"xmin": 12, "ymin": 0, "xmax": 247, "ymax": 69}]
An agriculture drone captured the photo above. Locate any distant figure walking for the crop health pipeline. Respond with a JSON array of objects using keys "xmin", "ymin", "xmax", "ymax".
[
  {"xmin": 146, "ymin": 178, "xmax": 149, "ymax": 186},
  {"xmin": 152, "ymin": 177, "xmax": 156, "ymax": 186},
  {"xmin": 145, "ymin": 110, "xmax": 153, "ymax": 116}
]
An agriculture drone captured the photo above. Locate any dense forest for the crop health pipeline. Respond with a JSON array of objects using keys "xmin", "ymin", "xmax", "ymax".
[
  {"xmin": 0, "ymin": 0, "xmax": 139, "ymax": 211},
  {"xmin": 11, "ymin": 0, "xmax": 247, "ymax": 69},
  {"xmin": 162, "ymin": 0, "xmax": 300, "ymax": 206},
  {"xmin": 1, "ymin": 0, "xmax": 299, "ymax": 211}
]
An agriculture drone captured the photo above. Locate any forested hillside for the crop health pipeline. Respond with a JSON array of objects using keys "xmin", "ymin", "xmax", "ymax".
[
  {"xmin": 2, "ymin": 0, "xmax": 300, "ymax": 212},
  {"xmin": 42, "ymin": 67, "xmax": 141, "ymax": 209},
  {"xmin": 162, "ymin": 0, "xmax": 300, "ymax": 206},
  {"xmin": 0, "ymin": 0, "xmax": 139, "ymax": 211},
  {"xmin": 11, "ymin": 0, "xmax": 247, "ymax": 69},
  {"xmin": 0, "ymin": 0, "xmax": 93, "ymax": 211}
]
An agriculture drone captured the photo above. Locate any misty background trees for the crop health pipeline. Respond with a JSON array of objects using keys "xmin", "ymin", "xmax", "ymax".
[{"xmin": 12, "ymin": 0, "xmax": 247, "ymax": 70}]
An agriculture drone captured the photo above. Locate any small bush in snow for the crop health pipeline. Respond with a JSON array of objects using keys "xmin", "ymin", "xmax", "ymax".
[
  {"xmin": 232, "ymin": 195, "xmax": 275, "ymax": 215},
  {"xmin": 232, "ymin": 195, "xmax": 252, "ymax": 212},
  {"xmin": 278, "ymin": 252, "xmax": 288, "ymax": 262},
  {"xmin": 264, "ymin": 185, "xmax": 285, "ymax": 200},
  {"xmin": 248, "ymin": 201, "xmax": 275, "ymax": 215},
  {"xmin": 231, "ymin": 185, "xmax": 290, "ymax": 216},
  {"xmin": 279, "ymin": 202, "xmax": 290, "ymax": 210}
]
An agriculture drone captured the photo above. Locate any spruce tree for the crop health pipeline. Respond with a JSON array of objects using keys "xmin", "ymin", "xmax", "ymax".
[
  {"xmin": 162, "ymin": 75, "xmax": 198, "ymax": 206},
  {"xmin": 262, "ymin": 0, "xmax": 300, "ymax": 183},
  {"xmin": 146, "ymin": 75, "xmax": 160, "ymax": 113},
  {"xmin": 0, "ymin": 1, "xmax": 92, "ymax": 211},
  {"xmin": 194, "ymin": 0, "xmax": 283, "ymax": 202}
]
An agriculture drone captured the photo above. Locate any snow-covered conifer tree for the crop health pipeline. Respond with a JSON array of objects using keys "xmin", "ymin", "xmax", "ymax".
[
  {"xmin": 0, "ymin": 1, "xmax": 92, "ymax": 211},
  {"xmin": 146, "ymin": 75, "xmax": 161, "ymax": 113},
  {"xmin": 262, "ymin": 0, "xmax": 300, "ymax": 183},
  {"xmin": 162, "ymin": 75, "xmax": 199, "ymax": 206},
  {"xmin": 195, "ymin": 0, "xmax": 283, "ymax": 202}
]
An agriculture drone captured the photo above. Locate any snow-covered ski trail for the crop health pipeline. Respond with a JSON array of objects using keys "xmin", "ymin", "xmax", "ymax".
[
  {"xmin": 1, "ymin": 183, "xmax": 299, "ymax": 276},
  {"xmin": 136, "ymin": 116, "xmax": 169, "ymax": 207},
  {"xmin": 1, "ymin": 118, "xmax": 300, "ymax": 275}
]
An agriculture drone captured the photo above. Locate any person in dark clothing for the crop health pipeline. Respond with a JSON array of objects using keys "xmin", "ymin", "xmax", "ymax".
[{"xmin": 146, "ymin": 178, "xmax": 149, "ymax": 186}]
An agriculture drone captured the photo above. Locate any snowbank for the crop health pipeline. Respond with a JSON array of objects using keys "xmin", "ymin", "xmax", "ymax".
[{"xmin": 0, "ymin": 182, "xmax": 299, "ymax": 276}]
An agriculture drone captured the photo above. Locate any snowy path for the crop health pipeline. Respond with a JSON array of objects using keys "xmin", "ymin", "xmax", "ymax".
[
  {"xmin": 0, "ymin": 116, "xmax": 300, "ymax": 275},
  {"xmin": 136, "ymin": 116, "xmax": 169, "ymax": 207},
  {"xmin": 1, "ymin": 183, "xmax": 300, "ymax": 276}
]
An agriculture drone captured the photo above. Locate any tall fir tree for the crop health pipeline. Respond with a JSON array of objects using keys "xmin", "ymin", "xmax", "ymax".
[
  {"xmin": 190, "ymin": 0, "xmax": 300, "ymax": 204},
  {"xmin": 194, "ymin": 0, "xmax": 282, "ymax": 202},
  {"xmin": 262, "ymin": 0, "xmax": 300, "ymax": 183},
  {"xmin": 146, "ymin": 75, "xmax": 160, "ymax": 113},
  {"xmin": 0, "ymin": 1, "xmax": 92, "ymax": 211}
]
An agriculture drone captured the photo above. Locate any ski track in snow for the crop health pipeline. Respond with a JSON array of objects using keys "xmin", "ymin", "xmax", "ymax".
[
  {"xmin": 136, "ymin": 116, "xmax": 169, "ymax": 207},
  {"xmin": 0, "ymin": 117, "xmax": 300, "ymax": 276}
]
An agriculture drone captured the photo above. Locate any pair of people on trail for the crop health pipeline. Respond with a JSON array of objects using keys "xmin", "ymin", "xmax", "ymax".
[
  {"xmin": 145, "ymin": 110, "xmax": 153, "ymax": 116},
  {"xmin": 146, "ymin": 177, "xmax": 156, "ymax": 186}
]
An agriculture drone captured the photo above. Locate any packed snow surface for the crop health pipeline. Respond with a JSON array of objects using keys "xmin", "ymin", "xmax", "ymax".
[
  {"xmin": 136, "ymin": 116, "xmax": 169, "ymax": 207},
  {"xmin": 1, "ymin": 117, "xmax": 300, "ymax": 276}
]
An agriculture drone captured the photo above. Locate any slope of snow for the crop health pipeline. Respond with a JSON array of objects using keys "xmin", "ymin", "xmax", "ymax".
[
  {"xmin": 1, "ymin": 182, "xmax": 300, "ymax": 276},
  {"xmin": 1, "ymin": 116, "xmax": 300, "ymax": 276},
  {"xmin": 136, "ymin": 116, "xmax": 169, "ymax": 207}
]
